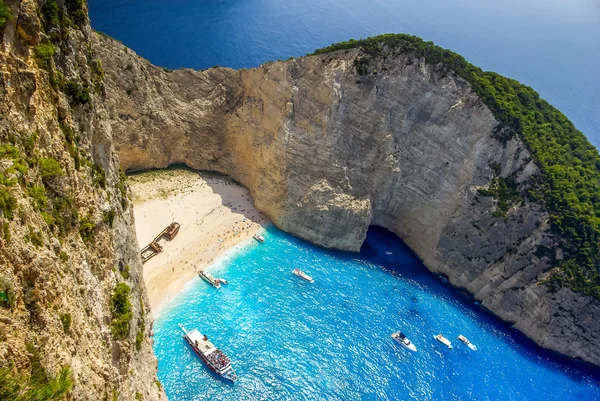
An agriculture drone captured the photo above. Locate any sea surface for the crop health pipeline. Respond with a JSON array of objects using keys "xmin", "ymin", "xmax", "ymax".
[
  {"xmin": 154, "ymin": 226, "xmax": 600, "ymax": 401},
  {"xmin": 89, "ymin": 0, "xmax": 600, "ymax": 147}
]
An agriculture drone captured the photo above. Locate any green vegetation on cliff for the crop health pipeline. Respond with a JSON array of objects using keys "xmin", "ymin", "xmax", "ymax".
[
  {"xmin": 0, "ymin": 1, "xmax": 10, "ymax": 28},
  {"xmin": 110, "ymin": 283, "xmax": 133, "ymax": 340},
  {"xmin": 314, "ymin": 34, "xmax": 600, "ymax": 299}
]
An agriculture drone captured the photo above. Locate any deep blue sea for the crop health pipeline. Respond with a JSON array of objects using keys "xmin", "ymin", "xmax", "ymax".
[
  {"xmin": 90, "ymin": 0, "xmax": 600, "ymax": 147},
  {"xmin": 154, "ymin": 226, "xmax": 600, "ymax": 400}
]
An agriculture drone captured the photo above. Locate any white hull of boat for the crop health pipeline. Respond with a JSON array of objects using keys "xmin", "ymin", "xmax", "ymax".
[
  {"xmin": 458, "ymin": 335, "xmax": 477, "ymax": 351},
  {"xmin": 434, "ymin": 334, "xmax": 453, "ymax": 349},
  {"xmin": 292, "ymin": 268, "xmax": 314, "ymax": 283},
  {"xmin": 392, "ymin": 333, "xmax": 417, "ymax": 352},
  {"xmin": 199, "ymin": 271, "xmax": 221, "ymax": 288}
]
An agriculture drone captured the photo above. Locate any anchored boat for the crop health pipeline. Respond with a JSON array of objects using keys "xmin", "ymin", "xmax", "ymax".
[
  {"xmin": 392, "ymin": 331, "xmax": 417, "ymax": 351},
  {"xmin": 253, "ymin": 234, "xmax": 265, "ymax": 243},
  {"xmin": 199, "ymin": 270, "xmax": 221, "ymax": 289},
  {"xmin": 179, "ymin": 324, "xmax": 237, "ymax": 382},
  {"xmin": 292, "ymin": 268, "xmax": 314, "ymax": 283},
  {"xmin": 434, "ymin": 334, "xmax": 453, "ymax": 349},
  {"xmin": 458, "ymin": 334, "xmax": 477, "ymax": 350}
]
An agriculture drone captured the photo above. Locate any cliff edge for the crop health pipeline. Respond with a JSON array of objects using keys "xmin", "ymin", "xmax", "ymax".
[
  {"xmin": 0, "ymin": 1, "xmax": 164, "ymax": 399},
  {"xmin": 94, "ymin": 33, "xmax": 600, "ymax": 366}
]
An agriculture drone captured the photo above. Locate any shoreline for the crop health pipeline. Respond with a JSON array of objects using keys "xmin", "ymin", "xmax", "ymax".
[{"xmin": 129, "ymin": 169, "xmax": 269, "ymax": 314}]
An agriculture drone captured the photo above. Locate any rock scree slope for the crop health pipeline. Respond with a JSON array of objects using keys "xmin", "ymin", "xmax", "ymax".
[{"xmin": 94, "ymin": 32, "xmax": 600, "ymax": 366}]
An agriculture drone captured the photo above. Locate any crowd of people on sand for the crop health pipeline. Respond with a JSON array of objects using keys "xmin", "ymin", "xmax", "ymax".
[{"xmin": 157, "ymin": 191, "xmax": 269, "ymax": 274}]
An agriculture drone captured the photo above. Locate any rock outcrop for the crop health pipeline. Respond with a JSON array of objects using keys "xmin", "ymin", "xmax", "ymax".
[
  {"xmin": 94, "ymin": 33, "xmax": 600, "ymax": 366},
  {"xmin": 0, "ymin": 2, "xmax": 164, "ymax": 399}
]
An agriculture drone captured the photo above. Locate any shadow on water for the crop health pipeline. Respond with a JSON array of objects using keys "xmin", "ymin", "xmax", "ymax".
[{"xmin": 360, "ymin": 225, "xmax": 600, "ymax": 383}]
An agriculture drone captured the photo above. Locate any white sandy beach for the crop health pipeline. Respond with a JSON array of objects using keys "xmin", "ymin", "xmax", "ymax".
[{"xmin": 129, "ymin": 169, "xmax": 268, "ymax": 314}]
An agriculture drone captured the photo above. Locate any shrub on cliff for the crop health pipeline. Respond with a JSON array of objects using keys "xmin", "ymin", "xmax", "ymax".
[
  {"xmin": 110, "ymin": 283, "xmax": 133, "ymax": 340},
  {"xmin": 78, "ymin": 215, "xmax": 95, "ymax": 243},
  {"xmin": 0, "ymin": 365, "xmax": 73, "ymax": 400},
  {"xmin": 313, "ymin": 34, "xmax": 600, "ymax": 298},
  {"xmin": 65, "ymin": 0, "xmax": 86, "ymax": 27},
  {"xmin": 61, "ymin": 80, "xmax": 91, "ymax": 106},
  {"xmin": 0, "ymin": 1, "xmax": 11, "ymax": 28},
  {"xmin": 0, "ymin": 188, "xmax": 16, "ymax": 220},
  {"xmin": 33, "ymin": 44, "xmax": 56, "ymax": 69},
  {"xmin": 39, "ymin": 157, "xmax": 63, "ymax": 184},
  {"xmin": 0, "ymin": 277, "xmax": 15, "ymax": 310}
]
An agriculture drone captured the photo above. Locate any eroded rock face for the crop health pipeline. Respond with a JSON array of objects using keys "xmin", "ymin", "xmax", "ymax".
[
  {"xmin": 93, "ymin": 34, "xmax": 600, "ymax": 365},
  {"xmin": 0, "ymin": 3, "xmax": 164, "ymax": 400}
]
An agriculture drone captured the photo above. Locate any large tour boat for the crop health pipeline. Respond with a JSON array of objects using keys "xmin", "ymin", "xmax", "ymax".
[
  {"xmin": 292, "ymin": 268, "xmax": 314, "ymax": 283},
  {"xmin": 458, "ymin": 334, "xmax": 477, "ymax": 350},
  {"xmin": 179, "ymin": 324, "xmax": 237, "ymax": 382},
  {"xmin": 434, "ymin": 334, "xmax": 453, "ymax": 349},
  {"xmin": 392, "ymin": 331, "xmax": 417, "ymax": 351},
  {"xmin": 199, "ymin": 270, "xmax": 221, "ymax": 289}
]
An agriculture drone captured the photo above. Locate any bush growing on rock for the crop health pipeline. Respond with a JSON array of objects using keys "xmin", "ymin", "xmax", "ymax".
[
  {"xmin": 60, "ymin": 313, "xmax": 71, "ymax": 333},
  {"xmin": 78, "ymin": 215, "xmax": 95, "ymax": 243},
  {"xmin": 0, "ymin": 277, "xmax": 15, "ymax": 309},
  {"xmin": 39, "ymin": 158, "xmax": 63, "ymax": 184},
  {"xmin": 33, "ymin": 44, "xmax": 56, "ymax": 69},
  {"xmin": 0, "ymin": 0, "xmax": 10, "ymax": 28},
  {"xmin": 110, "ymin": 283, "xmax": 132, "ymax": 340}
]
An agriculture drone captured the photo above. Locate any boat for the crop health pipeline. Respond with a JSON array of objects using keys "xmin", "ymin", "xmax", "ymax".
[
  {"xmin": 179, "ymin": 324, "xmax": 237, "ymax": 382},
  {"xmin": 253, "ymin": 234, "xmax": 265, "ymax": 243},
  {"xmin": 434, "ymin": 334, "xmax": 453, "ymax": 349},
  {"xmin": 458, "ymin": 334, "xmax": 477, "ymax": 351},
  {"xmin": 391, "ymin": 331, "xmax": 417, "ymax": 351},
  {"xmin": 140, "ymin": 222, "xmax": 180, "ymax": 264},
  {"xmin": 292, "ymin": 268, "xmax": 314, "ymax": 283},
  {"xmin": 216, "ymin": 278, "xmax": 228, "ymax": 285},
  {"xmin": 199, "ymin": 270, "xmax": 221, "ymax": 289}
]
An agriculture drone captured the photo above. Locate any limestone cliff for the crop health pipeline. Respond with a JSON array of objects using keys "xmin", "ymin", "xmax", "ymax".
[
  {"xmin": 0, "ymin": 1, "xmax": 164, "ymax": 399},
  {"xmin": 93, "ymin": 33, "xmax": 600, "ymax": 366}
]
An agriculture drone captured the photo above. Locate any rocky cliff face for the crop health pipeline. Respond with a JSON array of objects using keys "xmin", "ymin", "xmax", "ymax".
[
  {"xmin": 94, "ymin": 34, "xmax": 600, "ymax": 366},
  {"xmin": 0, "ymin": 1, "xmax": 164, "ymax": 399}
]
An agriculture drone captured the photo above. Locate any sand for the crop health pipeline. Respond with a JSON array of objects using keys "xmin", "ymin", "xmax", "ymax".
[{"xmin": 128, "ymin": 169, "xmax": 268, "ymax": 314}]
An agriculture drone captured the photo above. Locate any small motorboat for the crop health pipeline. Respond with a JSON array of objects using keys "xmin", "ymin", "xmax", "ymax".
[
  {"xmin": 292, "ymin": 268, "xmax": 314, "ymax": 283},
  {"xmin": 391, "ymin": 331, "xmax": 417, "ymax": 352},
  {"xmin": 199, "ymin": 270, "xmax": 221, "ymax": 289},
  {"xmin": 434, "ymin": 334, "xmax": 453, "ymax": 349},
  {"xmin": 216, "ymin": 278, "xmax": 229, "ymax": 285},
  {"xmin": 458, "ymin": 334, "xmax": 477, "ymax": 351},
  {"xmin": 253, "ymin": 234, "xmax": 265, "ymax": 243}
]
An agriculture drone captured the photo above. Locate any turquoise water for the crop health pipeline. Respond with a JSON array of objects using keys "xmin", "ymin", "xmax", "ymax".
[
  {"xmin": 89, "ymin": 0, "xmax": 600, "ymax": 147},
  {"xmin": 154, "ymin": 226, "xmax": 600, "ymax": 400}
]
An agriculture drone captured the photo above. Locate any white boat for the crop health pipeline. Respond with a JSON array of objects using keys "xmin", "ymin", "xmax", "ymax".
[
  {"xmin": 199, "ymin": 270, "xmax": 221, "ymax": 288},
  {"xmin": 216, "ymin": 278, "xmax": 228, "ymax": 285},
  {"xmin": 391, "ymin": 331, "xmax": 417, "ymax": 351},
  {"xmin": 179, "ymin": 324, "xmax": 237, "ymax": 382},
  {"xmin": 253, "ymin": 234, "xmax": 265, "ymax": 243},
  {"xmin": 458, "ymin": 334, "xmax": 477, "ymax": 351},
  {"xmin": 434, "ymin": 334, "xmax": 453, "ymax": 349},
  {"xmin": 292, "ymin": 268, "xmax": 314, "ymax": 283}
]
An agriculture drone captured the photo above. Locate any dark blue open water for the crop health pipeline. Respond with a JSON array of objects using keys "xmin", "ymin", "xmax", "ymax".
[
  {"xmin": 154, "ymin": 226, "xmax": 600, "ymax": 400},
  {"xmin": 90, "ymin": 0, "xmax": 600, "ymax": 146},
  {"xmin": 88, "ymin": 2, "xmax": 600, "ymax": 398}
]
